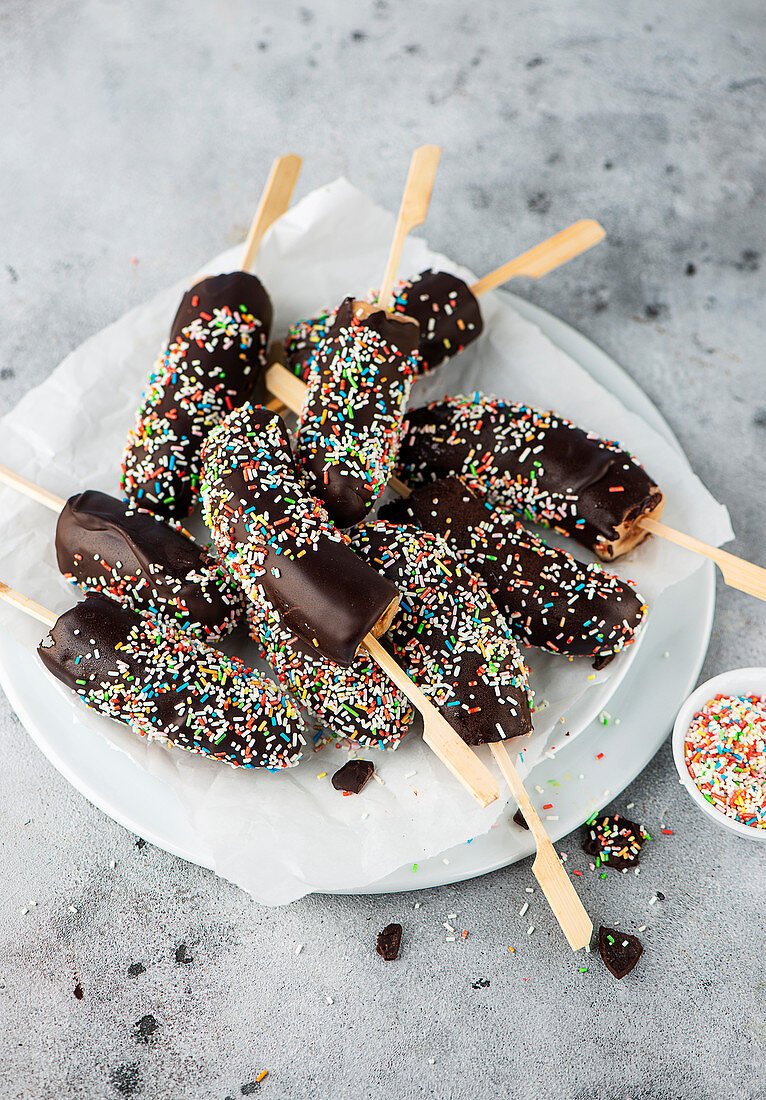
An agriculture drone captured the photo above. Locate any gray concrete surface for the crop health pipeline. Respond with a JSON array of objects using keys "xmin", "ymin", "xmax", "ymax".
[{"xmin": 2, "ymin": 2, "xmax": 766, "ymax": 1097}]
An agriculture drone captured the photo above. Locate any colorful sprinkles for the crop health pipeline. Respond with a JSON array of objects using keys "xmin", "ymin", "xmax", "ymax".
[
  {"xmin": 684, "ymin": 693, "xmax": 766, "ymax": 829},
  {"xmin": 294, "ymin": 298, "xmax": 418, "ymax": 527}
]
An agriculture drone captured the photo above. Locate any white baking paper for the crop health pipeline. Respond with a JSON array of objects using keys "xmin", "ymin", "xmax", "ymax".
[{"xmin": 0, "ymin": 180, "xmax": 732, "ymax": 903}]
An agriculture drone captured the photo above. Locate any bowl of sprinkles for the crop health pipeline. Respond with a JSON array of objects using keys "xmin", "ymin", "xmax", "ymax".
[{"xmin": 672, "ymin": 668, "xmax": 766, "ymax": 840}]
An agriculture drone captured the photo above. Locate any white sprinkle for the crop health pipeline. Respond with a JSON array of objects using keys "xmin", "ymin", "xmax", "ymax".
[
  {"xmin": 447, "ymin": 913, "xmax": 457, "ymax": 919},
  {"xmin": 622, "ymin": 940, "xmax": 629, "ymax": 947},
  {"xmin": 585, "ymin": 944, "xmax": 591, "ymax": 953},
  {"xmin": 544, "ymin": 749, "xmax": 557, "ymax": 760},
  {"xmin": 614, "ymin": 718, "xmax": 621, "ymax": 725},
  {"xmin": 634, "ymin": 868, "xmax": 641, "ymax": 875},
  {"xmin": 445, "ymin": 936, "xmax": 456, "ymax": 942},
  {"xmin": 413, "ymin": 902, "xmax": 421, "ymax": 909},
  {"xmin": 602, "ymin": 790, "xmax": 611, "ymax": 798},
  {"xmin": 295, "ymin": 944, "xmax": 304, "ymax": 955},
  {"xmin": 579, "ymin": 774, "xmax": 585, "ymax": 780},
  {"xmin": 28, "ymin": 900, "xmax": 37, "ymax": 907},
  {"xmin": 627, "ymin": 802, "xmax": 635, "ymax": 810},
  {"xmin": 21, "ymin": 908, "xmax": 29, "ymax": 915},
  {"xmin": 443, "ymin": 923, "xmax": 455, "ymax": 932},
  {"xmin": 649, "ymin": 894, "xmax": 658, "ymax": 905},
  {"xmin": 535, "ymin": 785, "xmax": 544, "ymax": 794},
  {"xmin": 638, "ymin": 925, "xmax": 647, "ymax": 932},
  {"xmin": 519, "ymin": 902, "xmax": 529, "ymax": 917},
  {"xmin": 428, "ymin": 1058, "xmax": 436, "ymax": 1065},
  {"xmin": 545, "ymin": 815, "xmax": 559, "ymax": 821},
  {"xmin": 110, "ymin": 859, "xmax": 116, "ymax": 869},
  {"xmin": 527, "ymin": 926, "xmax": 535, "ymax": 935},
  {"xmin": 68, "ymin": 905, "xmax": 77, "ymax": 913},
  {"xmin": 442, "ymin": 858, "xmax": 449, "ymax": 865},
  {"xmin": 560, "ymin": 853, "xmax": 568, "ymax": 862},
  {"xmin": 361, "ymin": 812, "xmax": 369, "ymax": 821},
  {"xmin": 525, "ymin": 887, "xmax": 534, "ymax": 894},
  {"xmin": 404, "ymin": 771, "xmax": 417, "ymax": 779},
  {"xmin": 325, "ymin": 996, "xmax": 334, "ymax": 1005},
  {"xmin": 663, "ymin": 651, "xmax": 670, "ymax": 658}
]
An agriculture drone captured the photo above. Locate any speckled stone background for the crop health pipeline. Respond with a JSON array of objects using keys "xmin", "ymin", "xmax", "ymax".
[{"xmin": 2, "ymin": 2, "xmax": 765, "ymax": 1097}]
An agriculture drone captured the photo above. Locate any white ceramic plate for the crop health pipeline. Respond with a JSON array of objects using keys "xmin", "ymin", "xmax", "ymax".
[{"xmin": 0, "ymin": 292, "xmax": 715, "ymax": 893}]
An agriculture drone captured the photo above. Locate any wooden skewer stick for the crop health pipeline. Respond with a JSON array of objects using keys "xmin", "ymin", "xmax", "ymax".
[
  {"xmin": 365, "ymin": 636, "xmax": 498, "ymax": 806},
  {"xmin": 0, "ymin": 464, "xmax": 64, "ymax": 512},
  {"xmin": 490, "ymin": 741, "xmax": 592, "ymax": 951},
  {"xmin": 240, "ymin": 154, "xmax": 302, "ymax": 273},
  {"xmin": 469, "ymin": 220, "xmax": 606, "ymax": 298},
  {"xmin": 0, "ymin": 581, "xmax": 57, "ymax": 628},
  {"xmin": 265, "ymin": 365, "xmax": 766, "ymax": 601},
  {"xmin": 638, "ymin": 516, "xmax": 766, "ymax": 601},
  {"xmin": 377, "ymin": 145, "xmax": 441, "ymax": 310}
]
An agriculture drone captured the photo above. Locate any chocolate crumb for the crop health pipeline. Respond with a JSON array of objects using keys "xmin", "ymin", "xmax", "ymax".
[
  {"xmin": 472, "ymin": 978, "xmax": 490, "ymax": 988},
  {"xmin": 135, "ymin": 838, "xmax": 146, "ymax": 849},
  {"xmin": 332, "ymin": 759, "xmax": 375, "ymax": 794},
  {"xmin": 175, "ymin": 943, "xmax": 193, "ymax": 965},
  {"xmin": 73, "ymin": 982, "xmax": 84, "ymax": 1000},
  {"xmin": 513, "ymin": 808, "xmax": 529, "ymax": 830},
  {"xmin": 127, "ymin": 963, "xmax": 146, "ymax": 978},
  {"xmin": 133, "ymin": 1013, "xmax": 160, "ymax": 1044},
  {"xmin": 599, "ymin": 925, "xmax": 643, "ymax": 979},
  {"xmin": 376, "ymin": 923, "xmax": 403, "ymax": 960},
  {"xmin": 582, "ymin": 813, "xmax": 648, "ymax": 871}
]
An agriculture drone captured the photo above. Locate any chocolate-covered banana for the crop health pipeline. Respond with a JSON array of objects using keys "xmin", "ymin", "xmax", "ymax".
[
  {"xmin": 200, "ymin": 404, "xmax": 399, "ymax": 667},
  {"xmin": 293, "ymin": 298, "xmax": 419, "ymax": 527},
  {"xmin": 56, "ymin": 489, "xmax": 244, "ymax": 641},
  {"xmin": 122, "ymin": 271, "xmax": 273, "ymax": 518},
  {"xmin": 396, "ymin": 394, "xmax": 665, "ymax": 560},
  {"xmin": 38, "ymin": 593, "xmax": 304, "ymax": 769},
  {"xmin": 285, "ymin": 270, "xmax": 482, "ymax": 385},
  {"xmin": 380, "ymin": 477, "xmax": 646, "ymax": 668}
]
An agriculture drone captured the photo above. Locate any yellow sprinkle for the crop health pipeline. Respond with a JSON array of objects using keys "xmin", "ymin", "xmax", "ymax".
[
  {"xmin": 587, "ymin": 674, "xmax": 595, "ymax": 680},
  {"xmin": 256, "ymin": 1070, "xmax": 268, "ymax": 1083},
  {"xmin": 508, "ymin": 945, "xmax": 515, "ymax": 953},
  {"xmin": 317, "ymin": 772, "xmax": 327, "ymax": 779}
]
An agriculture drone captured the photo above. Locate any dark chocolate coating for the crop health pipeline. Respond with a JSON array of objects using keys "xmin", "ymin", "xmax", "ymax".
[
  {"xmin": 121, "ymin": 271, "xmax": 273, "ymax": 519},
  {"xmin": 396, "ymin": 394, "xmax": 664, "ymax": 557},
  {"xmin": 285, "ymin": 270, "xmax": 482, "ymax": 384},
  {"xmin": 391, "ymin": 269, "xmax": 483, "ymax": 374},
  {"xmin": 38, "ymin": 593, "xmax": 304, "ymax": 769},
  {"xmin": 294, "ymin": 298, "xmax": 419, "ymax": 527},
  {"xmin": 200, "ymin": 404, "xmax": 399, "ymax": 667},
  {"xmin": 379, "ymin": 477, "xmax": 646, "ymax": 668},
  {"xmin": 349, "ymin": 522, "xmax": 532, "ymax": 746},
  {"xmin": 55, "ymin": 490, "xmax": 244, "ymax": 640}
]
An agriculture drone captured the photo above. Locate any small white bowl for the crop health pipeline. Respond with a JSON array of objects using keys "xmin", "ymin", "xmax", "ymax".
[{"xmin": 672, "ymin": 667, "xmax": 766, "ymax": 841}]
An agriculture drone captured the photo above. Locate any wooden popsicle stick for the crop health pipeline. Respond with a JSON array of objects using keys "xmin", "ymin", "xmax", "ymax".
[
  {"xmin": 0, "ymin": 581, "xmax": 57, "ymax": 628},
  {"xmin": 364, "ymin": 635, "xmax": 498, "ymax": 807},
  {"xmin": 490, "ymin": 740, "xmax": 592, "ymax": 950},
  {"xmin": 639, "ymin": 517, "xmax": 766, "ymax": 601},
  {"xmin": 377, "ymin": 145, "xmax": 441, "ymax": 310},
  {"xmin": 241, "ymin": 154, "xmax": 303, "ymax": 273},
  {"xmin": 470, "ymin": 220, "xmax": 606, "ymax": 298},
  {"xmin": 0, "ymin": 464, "xmax": 65, "ymax": 513}
]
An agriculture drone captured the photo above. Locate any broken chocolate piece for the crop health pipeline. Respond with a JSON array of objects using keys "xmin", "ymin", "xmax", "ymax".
[
  {"xmin": 582, "ymin": 813, "xmax": 648, "ymax": 871},
  {"xmin": 599, "ymin": 925, "xmax": 643, "ymax": 979},
  {"xmin": 332, "ymin": 759, "xmax": 375, "ymax": 794},
  {"xmin": 513, "ymin": 808, "xmax": 529, "ymax": 830},
  {"xmin": 376, "ymin": 923, "xmax": 403, "ymax": 961}
]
